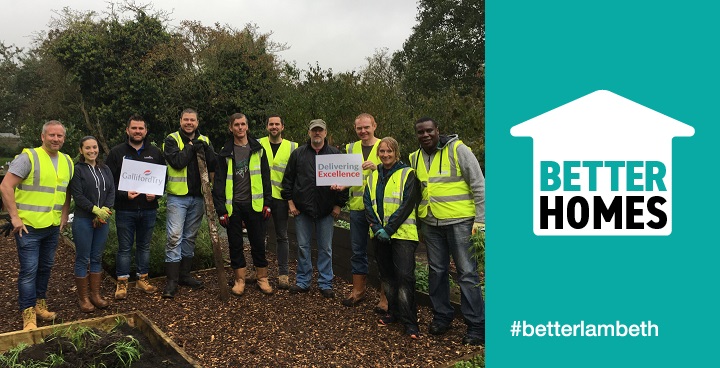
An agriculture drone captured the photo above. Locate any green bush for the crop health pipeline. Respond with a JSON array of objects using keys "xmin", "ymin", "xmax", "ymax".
[
  {"xmin": 453, "ymin": 354, "xmax": 485, "ymax": 368},
  {"xmin": 102, "ymin": 197, "xmax": 215, "ymax": 279}
]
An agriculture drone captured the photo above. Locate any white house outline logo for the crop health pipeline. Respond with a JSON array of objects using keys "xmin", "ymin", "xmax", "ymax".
[{"xmin": 510, "ymin": 90, "xmax": 694, "ymax": 236}]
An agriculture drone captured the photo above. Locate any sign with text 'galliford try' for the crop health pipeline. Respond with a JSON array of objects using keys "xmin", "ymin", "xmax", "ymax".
[{"xmin": 117, "ymin": 159, "xmax": 167, "ymax": 196}]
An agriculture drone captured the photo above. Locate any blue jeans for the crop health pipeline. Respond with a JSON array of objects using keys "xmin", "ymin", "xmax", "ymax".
[
  {"xmin": 115, "ymin": 209, "xmax": 157, "ymax": 278},
  {"xmin": 15, "ymin": 226, "xmax": 60, "ymax": 310},
  {"xmin": 72, "ymin": 216, "xmax": 110, "ymax": 276},
  {"xmin": 349, "ymin": 210, "xmax": 370, "ymax": 275},
  {"xmin": 294, "ymin": 213, "xmax": 334, "ymax": 290},
  {"xmin": 166, "ymin": 195, "xmax": 205, "ymax": 262},
  {"xmin": 422, "ymin": 219, "xmax": 485, "ymax": 338},
  {"xmin": 228, "ymin": 202, "xmax": 267, "ymax": 269},
  {"xmin": 269, "ymin": 198, "xmax": 290, "ymax": 275},
  {"xmin": 375, "ymin": 238, "xmax": 418, "ymax": 331}
]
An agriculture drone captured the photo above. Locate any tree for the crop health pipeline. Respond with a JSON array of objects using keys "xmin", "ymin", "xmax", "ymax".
[{"xmin": 392, "ymin": 0, "xmax": 485, "ymax": 99}]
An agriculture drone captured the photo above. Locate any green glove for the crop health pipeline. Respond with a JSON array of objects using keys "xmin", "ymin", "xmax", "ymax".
[
  {"xmin": 92, "ymin": 206, "xmax": 111, "ymax": 221},
  {"xmin": 101, "ymin": 206, "xmax": 112, "ymax": 217}
]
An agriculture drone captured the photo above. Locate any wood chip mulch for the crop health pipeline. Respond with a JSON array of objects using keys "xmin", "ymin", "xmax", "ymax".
[{"xmin": 0, "ymin": 235, "xmax": 483, "ymax": 367}]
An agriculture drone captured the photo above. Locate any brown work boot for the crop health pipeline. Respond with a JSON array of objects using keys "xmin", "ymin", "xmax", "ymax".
[
  {"xmin": 231, "ymin": 268, "xmax": 246, "ymax": 297},
  {"xmin": 22, "ymin": 307, "xmax": 36, "ymax": 330},
  {"xmin": 375, "ymin": 284, "xmax": 389, "ymax": 314},
  {"xmin": 256, "ymin": 267, "xmax": 273, "ymax": 295},
  {"xmin": 74, "ymin": 276, "xmax": 95, "ymax": 313},
  {"xmin": 135, "ymin": 274, "xmax": 157, "ymax": 294},
  {"xmin": 115, "ymin": 277, "xmax": 129, "ymax": 300},
  {"xmin": 278, "ymin": 275, "xmax": 290, "ymax": 290},
  {"xmin": 342, "ymin": 274, "xmax": 367, "ymax": 307},
  {"xmin": 35, "ymin": 298, "xmax": 58, "ymax": 321},
  {"xmin": 89, "ymin": 272, "xmax": 109, "ymax": 309}
]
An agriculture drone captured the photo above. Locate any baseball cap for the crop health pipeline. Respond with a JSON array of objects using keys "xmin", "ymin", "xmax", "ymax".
[{"xmin": 308, "ymin": 119, "xmax": 327, "ymax": 130}]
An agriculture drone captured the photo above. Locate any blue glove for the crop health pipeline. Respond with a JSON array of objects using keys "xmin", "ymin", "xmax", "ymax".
[{"xmin": 375, "ymin": 229, "xmax": 391, "ymax": 242}]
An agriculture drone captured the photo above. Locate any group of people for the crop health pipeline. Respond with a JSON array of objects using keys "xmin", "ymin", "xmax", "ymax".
[{"xmin": 0, "ymin": 110, "xmax": 485, "ymax": 347}]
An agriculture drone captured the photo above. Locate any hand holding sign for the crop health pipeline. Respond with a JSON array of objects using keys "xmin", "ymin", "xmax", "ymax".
[{"xmin": 118, "ymin": 159, "xmax": 167, "ymax": 196}]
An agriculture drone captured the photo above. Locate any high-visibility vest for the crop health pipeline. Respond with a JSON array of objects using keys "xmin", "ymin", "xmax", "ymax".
[
  {"xmin": 346, "ymin": 140, "xmax": 381, "ymax": 210},
  {"xmin": 14, "ymin": 147, "xmax": 74, "ymax": 228},
  {"xmin": 409, "ymin": 140, "xmax": 475, "ymax": 219},
  {"xmin": 163, "ymin": 132, "xmax": 210, "ymax": 195},
  {"xmin": 367, "ymin": 167, "xmax": 418, "ymax": 241},
  {"xmin": 258, "ymin": 137, "xmax": 297, "ymax": 200},
  {"xmin": 224, "ymin": 149, "xmax": 265, "ymax": 216}
]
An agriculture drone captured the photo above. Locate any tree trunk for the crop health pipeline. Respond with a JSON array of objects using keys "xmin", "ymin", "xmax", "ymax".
[
  {"xmin": 79, "ymin": 99, "xmax": 111, "ymax": 155},
  {"xmin": 196, "ymin": 148, "xmax": 229, "ymax": 301}
]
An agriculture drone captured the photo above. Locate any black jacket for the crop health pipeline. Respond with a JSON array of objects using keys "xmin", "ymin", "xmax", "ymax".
[
  {"xmin": 212, "ymin": 136, "xmax": 272, "ymax": 216},
  {"xmin": 106, "ymin": 139, "xmax": 166, "ymax": 211},
  {"xmin": 363, "ymin": 161, "xmax": 420, "ymax": 237},
  {"xmin": 163, "ymin": 130, "xmax": 217, "ymax": 197},
  {"xmin": 69, "ymin": 162, "xmax": 115, "ymax": 218},
  {"xmin": 281, "ymin": 139, "xmax": 349, "ymax": 218}
]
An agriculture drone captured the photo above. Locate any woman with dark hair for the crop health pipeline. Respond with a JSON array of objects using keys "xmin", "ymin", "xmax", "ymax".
[
  {"xmin": 69, "ymin": 136, "xmax": 115, "ymax": 312},
  {"xmin": 364, "ymin": 137, "xmax": 421, "ymax": 339}
]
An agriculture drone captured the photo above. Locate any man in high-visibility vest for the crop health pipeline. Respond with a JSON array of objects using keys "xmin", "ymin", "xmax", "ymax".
[
  {"xmin": 342, "ymin": 113, "xmax": 388, "ymax": 313},
  {"xmin": 409, "ymin": 117, "xmax": 486, "ymax": 346},
  {"xmin": 258, "ymin": 115, "xmax": 297, "ymax": 290},
  {"xmin": 162, "ymin": 108, "xmax": 217, "ymax": 298},
  {"xmin": 213, "ymin": 113, "xmax": 273, "ymax": 296},
  {"xmin": 0, "ymin": 120, "xmax": 74, "ymax": 330}
]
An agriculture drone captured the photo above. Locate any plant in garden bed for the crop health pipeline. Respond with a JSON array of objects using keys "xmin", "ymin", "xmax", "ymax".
[
  {"xmin": 453, "ymin": 353, "xmax": 485, "ymax": 368},
  {"xmin": 470, "ymin": 230, "xmax": 486, "ymax": 297}
]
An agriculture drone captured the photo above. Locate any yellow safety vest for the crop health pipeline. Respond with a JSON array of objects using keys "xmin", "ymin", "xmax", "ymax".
[
  {"xmin": 259, "ymin": 137, "xmax": 297, "ymax": 199},
  {"xmin": 367, "ymin": 167, "xmax": 418, "ymax": 241},
  {"xmin": 224, "ymin": 149, "xmax": 265, "ymax": 216},
  {"xmin": 409, "ymin": 141, "xmax": 475, "ymax": 219},
  {"xmin": 15, "ymin": 148, "xmax": 74, "ymax": 228},
  {"xmin": 346, "ymin": 140, "xmax": 381, "ymax": 210},
  {"xmin": 163, "ymin": 132, "xmax": 210, "ymax": 195}
]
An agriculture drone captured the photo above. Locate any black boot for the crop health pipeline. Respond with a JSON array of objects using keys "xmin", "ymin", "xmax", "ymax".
[
  {"xmin": 162, "ymin": 262, "xmax": 181, "ymax": 299},
  {"xmin": 179, "ymin": 257, "xmax": 204, "ymax": 289}
]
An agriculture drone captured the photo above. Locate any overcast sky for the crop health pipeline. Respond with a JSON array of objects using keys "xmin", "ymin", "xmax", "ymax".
[{"xmin": 1, "ymin": 0, "xmax": 419, "ymax": 72}]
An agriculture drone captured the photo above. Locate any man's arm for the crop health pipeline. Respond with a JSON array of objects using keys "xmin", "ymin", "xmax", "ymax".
[
  {"xmin": 457, "ymin": 144, "xmax": 485, "ymax": 223},
  {"xmin": 0, "ymin": 173, "xmax": 27, "ymax": 235}
]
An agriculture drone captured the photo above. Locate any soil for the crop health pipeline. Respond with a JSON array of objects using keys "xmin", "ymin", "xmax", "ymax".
[
  {"xmin": 13, "ymin": 324, "xmax": 193, "ymax": 368},
  {"xmin": 0, "ymin": 234, "xmax": 484, "ymax": 367}
]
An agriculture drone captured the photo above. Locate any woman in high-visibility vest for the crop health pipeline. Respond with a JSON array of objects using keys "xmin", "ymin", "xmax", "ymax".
[
  {"xmin": 364, "ymin": 137, "xmax": 422, "ymax": 339},
  {"xmin": 69, "ymin": 136, "xmax": 115, "ymax": 313}
]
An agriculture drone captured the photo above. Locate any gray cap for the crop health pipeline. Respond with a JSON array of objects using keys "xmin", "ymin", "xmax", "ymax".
[{"xmin": 308, "ymin": 119, "xmax": 327, "ymax": 130}]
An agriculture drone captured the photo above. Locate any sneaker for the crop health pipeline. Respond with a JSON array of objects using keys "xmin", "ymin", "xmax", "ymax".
[
  {"xmin": 135, "ymin": 274, "xmax": 157, "ymax": 294},
  {"xmin": 289, "ymin": 284, "xmax": 310, "ymax": 294},
  {"xmin": 462, "ymin": 334, "xmax": 484, "ymax": 346},
  {"xmin": 320, "ymin": 289, "xmax": 335, "ymax": 299},
  {"xmin": 428, "ymin": 321, "xmax": 451, "ymax": 335},
  {"xmin": 278, "ymin": 275, "xmax": 290, "ymax": 290},
  {"xmin": 115, "ymin": 278, "xmax": 128, "ymax": 300}
]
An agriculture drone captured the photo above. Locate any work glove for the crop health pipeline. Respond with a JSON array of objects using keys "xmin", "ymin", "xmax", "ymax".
[
  {"xmin": 1, "ymin": 222, "xmax": 12, "ymax": 237},
  {"xmin": 191, "ymin": 138, "xmax": 206, "ymax": 152},
  {"xmin": 262, "ymin": 206, "xmax": 272, "ymax": 220},
  {"xmin": 375, "ymin": 229, "xmax": 391, "ymax": 242},
  {"xmin": 219, "ymin": 214, "xmax": 229, "ymax": 228},
  {"xmin": 472, "ymin": 222, "xmax": 485, "ymax": 235},
  {"xmin": 92, "ymin": 206, "xmax": 111, "ymax": 221},
  {"xmin": 101, "ymin": 206, "xmax": 112, "ymax": 217}
]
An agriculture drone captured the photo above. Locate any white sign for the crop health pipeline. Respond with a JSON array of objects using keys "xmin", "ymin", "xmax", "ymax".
[
  {"xmin": 316, "ymin": 154, "xmax": 363, "ymax": 186},
  {"xmin": 117, "ymin": 159, "xmax": 167, "ymax": 196}
]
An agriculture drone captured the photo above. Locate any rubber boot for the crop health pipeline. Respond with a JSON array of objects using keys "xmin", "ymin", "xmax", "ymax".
[
  {"xmin": 375, "ymin": 283, "xmax": 389, "ymax": 314},
  {"xmin": 231, "ymin": 268, "xmax": 246, "ymax": 297},
  {"xmin": 179, "ymin": 257, "xmax": 204, "ymax": 289},
  {"xmin": 35, "ymin": 298, "xmax": 58, "ymax": 321},
  {"xmin": 342, "ymin": 274, "xmax": 367, "ymax": 307},
  {"xmin": 256, "ymin": 267, "xmax": 274, "ymax": 295},
  {"xmin": 115, "ymin": 277, "xmax": 128, "ymax": 300},
  {"xmin": 135, "ymin": 273, "xmax": 157, "ymax": 294},
  {"xmin": 75, "ymin": 276, "xmax": 95, "ymax": 313},
  {"xmin": 89, "ymin": 272, "xmax": 109, "ymax": 309},
  {"xmin": 22, "ymin": 307, "xmax": 37, "ymax": 330},
  {"xmin": 162, "ymin": 262, "xmax": 181, "ymax": 299}
]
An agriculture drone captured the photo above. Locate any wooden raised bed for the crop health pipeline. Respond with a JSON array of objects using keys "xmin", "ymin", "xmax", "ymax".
[{"xmin": 0, "ymin": 312, "xmax": 201, "ymax": 367}]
